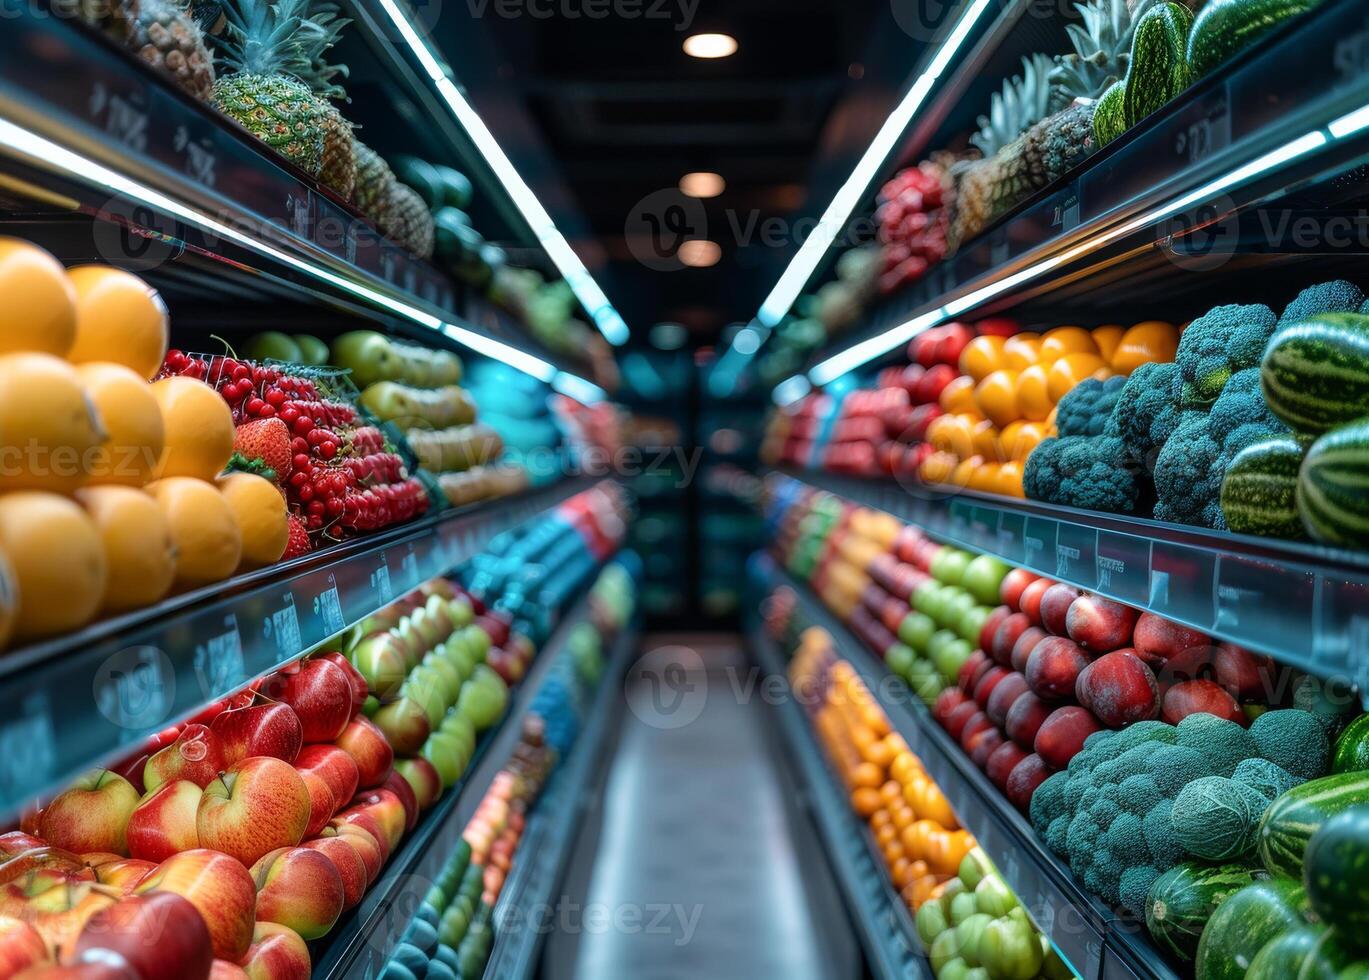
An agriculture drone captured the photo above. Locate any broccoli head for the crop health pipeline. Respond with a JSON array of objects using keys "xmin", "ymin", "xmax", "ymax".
[
  {"xmin": 1105, "ymin": 362, "xmax": 1183, "ymax": 462},
  {"xmin": 1046, "ymin": 814, "xmax": 1072, "ymax": 856},
  {"xmin": 1057, "ymin": 376, "xmax": 1128, "ymax": 437},
  {"xmin": 1024, "ymin": 435, "xmax": 1144, "ymax": 513},
  {"xmin": 1119, "ymin": 866, "xmax": 1163, "ymax": 919},
  {"xmin": 1105, "ymin": 812, "xmax": 1153, "ymax": 868},
  {"xmin": 1249, "ymin": 709, "xmax": 1329, "ymax": 780},
  {"xmin": 1118, "ymin": 775, "xmax": 1164, "ymax": 817},
  {"xmin": 1176, "ymin": 303, "xmax": 1277, "ymax": 408},
  {"xmin": 1279, "ymin": 279, "xmax": 1365, "ymax": 326},
  {"xmin": 1232, "ymin": 757, "xmax": 1303, "ymax": 802},
  {"xmin": 1208, "ymin": 368, "xmax": 1288, "ymax": 452},
  {"xmin": 1065, "ymin": 772, "xmax": 1092, "ymax": 812},
  {"xmin": 1153, "ymin": 412, "xmax": 1227, "ymax": 528},
  {"xmin": 1175, "ymin": 713, "xmax": 1259, "ymax": 775},
  {"xmin": 1145, "ymin": 745, "xmax": 1214, "ymax": 795},
  {"xmin": 1030, "ymin": 771, "xmax": 1071, "ymax": 834},
  {"xmin": 1143, "ymin": 799, "xmax": 1185, "ymax": 869},
  {"xmin": 1093, "ymin": 799, "xmax": 1123, "ymax": 832},
  {"xmin": 1066, "ymin": 812, "xmax": 1102, "ymax": 868}
]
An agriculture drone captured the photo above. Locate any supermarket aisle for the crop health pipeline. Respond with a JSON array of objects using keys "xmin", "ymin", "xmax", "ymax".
[{"xmin": 542, "ymin": 638, "xmax": 860, "ymax": 980}]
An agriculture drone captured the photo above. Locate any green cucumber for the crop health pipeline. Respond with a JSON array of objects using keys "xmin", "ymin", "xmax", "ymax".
[{"xmin": 1221, "ymin": 437, "xmax": 1306, "ymax": 538}]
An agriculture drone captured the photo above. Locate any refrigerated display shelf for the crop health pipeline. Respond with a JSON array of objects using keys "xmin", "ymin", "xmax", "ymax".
[
  {"xmin": 479, "ymin": 620, "xmax": 639, "ymax": 979},
  {"xmin": 754, "ymin": 554, "xmax": 1179, "ymax": 980},
  {"xmin": 314, "ymin": 572, "xmax": 616, "ymax": 980},
  {"xmin": 775, "ymin": 469, "xmax": 1369, "ymax": 705},
  {"xmin": 795, "ymin": 0, "xmax": 1369, "ymax": 380},
  {"xmin": 749, "ymin": 618, "xmax": 934, "ymax": 980},
  {"xmin": 0, "ymin": 6, "xmax": 588, "ymax": 378},
  {"xmin": 0, "ymin": 476, "xmax": 596, "ymax": 816}
]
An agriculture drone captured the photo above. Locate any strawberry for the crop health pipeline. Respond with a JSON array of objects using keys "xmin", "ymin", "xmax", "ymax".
[
  {"xmin": 283, "ymin": 514, "xmax": 311, "ymax": 559},
  {"xmin": 233, "ymin": 418, "xmax": 292, "ymax": 483}
]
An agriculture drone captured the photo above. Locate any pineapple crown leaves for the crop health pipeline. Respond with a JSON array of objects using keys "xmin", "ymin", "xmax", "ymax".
[
  {"xmin": 216, "ymin": 0, "xmax": 318, "ymax": 80},
  {"xmin": 296, "ymin": 2, "xmax": 352, "ymax": 101},
  {"xmin": 1048, "ymin": 0, "xmax": 1158, "ymax": 105},
  {"xmin": 972, "ymin": 53, "xmax": 1055, "ymax": 157}
]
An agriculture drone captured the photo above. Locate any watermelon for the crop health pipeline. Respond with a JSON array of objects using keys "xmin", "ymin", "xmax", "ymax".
[
  {"xmin": 1303, "ymin": 806, "xmax": 1369, "ymax": 931},
  {"xmin": 1187, "ymin": 0, "xmax": 1323, "ymax": 79},
  {"xmin": 1332, "ymin": 715, "xmax": 1369, "ymax": 774},
  {"xmin": 1257, "ymin": 771, "xmax": 1369, "ymax": 878},
  {"xmin": 1298, "ymin": 419, "xmax": 1369, "ymax": 546},
  {"xmin": 1298, "ymin": 929, "xmax": 1369, "ymax": 979},
  {"xmin": 1220, "ymin": 437, "xmax": 1306, "ymax": 538},
  {"xmin": 1147, "ymin": 861, "xmax": 1269, "ymax": 962},
  {"xmin": 1194, "ymin": 878, "xmax": 1309, "ymax": 980},
  {"xmin": 1123, "ymin": 3, "xmax": 1194, "ymax": 127},
  {"xmin": 1261, "ymin": 313, "xmax": 1369, "ymax": 435},
  {"xmin": 1246, "ymin": 924, "xmax": 1326, "ymax": 980},
  {"xmin": 1093, "ymin": 82, "xmax": 1128, "ymax": 147}
]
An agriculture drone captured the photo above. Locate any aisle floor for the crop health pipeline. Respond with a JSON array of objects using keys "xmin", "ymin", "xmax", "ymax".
[{"xmin": 542, "ymin": 636, "xmax": 858, "ymax": 979}]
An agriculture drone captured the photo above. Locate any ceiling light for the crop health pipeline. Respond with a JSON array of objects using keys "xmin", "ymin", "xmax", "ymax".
[
  {"xmin": 683, "ymin": 33, "xmax": 738, "ymax": 59},
  {"xmin": 680, "ymin": 172, "xmax": 726, "ymax": 198},
  {"xmin": 678, "ymin": 240, "xmax": 722, "ymax": 267}
]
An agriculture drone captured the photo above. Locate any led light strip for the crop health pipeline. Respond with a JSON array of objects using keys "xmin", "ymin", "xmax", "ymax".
[
  {"xmin": 795, "ymin": 113, "xmax": 1354, "ymax": 389},
  {"xmin": 773, "ymin": 374, "xmax": 812, "ymax": 407},
  {"xmin": 755, "ymin": 0, "xmax": 998, "ymax": 329},
  {"xmin": 375, "ymin": 0, "xmax": 629, "ymax": 347},
  {"xmin": 0, "ymin": 115, "xmax": 612, "ymax": 397}
]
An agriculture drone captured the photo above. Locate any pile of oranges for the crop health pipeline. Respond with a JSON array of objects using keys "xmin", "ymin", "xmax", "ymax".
[
  {"xmin": 792, "ymin": 627, "xmax": 974, "ymax": 913},
  {"xmin": 919, "ymin": 321, "xmax": 1179, "ymax": 497}
]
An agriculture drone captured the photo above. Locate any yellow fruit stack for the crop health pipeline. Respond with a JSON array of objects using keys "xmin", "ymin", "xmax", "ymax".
[
  {"xmin": 813, "ymin": 506, "xmax": 900, "ymax": 619},
  {"xmin": 919, "ymin": 322, "xmax": 1179, "ymax": 498}
]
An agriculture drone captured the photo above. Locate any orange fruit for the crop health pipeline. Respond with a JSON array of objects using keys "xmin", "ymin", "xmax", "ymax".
[
  {"xmin": 1112, "ymin": 320, "xmax": 1180, "ymax": 374},
  {"xmin": 890, "ymin": 752, "xmax": 919, "ymax": 784},
  {"xmin": 1002, "ymin": 332, "xmax": 1042, "ymax": 371},
  {"xmin": 971, "ymin": 419, "xmax": 1001, "ymax": 462},
  {"xmin": 1091, "ymin": 325, "xmax": 1124, "ymax": 364},
  {"xmin": 851, "ymin": 762, "xmax": 884, "ymax": 789},
  {"xmin": 891, "ymin": 806, "xmax": 916, "ymax": 832},
  {"xmin": 974, "ymin": 370, "xmax": 1020, "ymax": 428},
  {"xmin": 919, "ymin": 784, "xmax": 958, "ymax": 829},
  {"xmin": 970, "ymin": 462, "xmax": 1000, "ymax": 493},
  {"xmin": 927, "ymin": 415, "xmax": 975, "ymax": 457},
  {"xmin": 1038, "ymin": 325, "xmax": 1099, "ymax": 363},
  {"xmin": 870, "ymin": 809, "xmax": 893, "ymax": 830},
  {"xmin": 1002, "ymin": 421, "xmax": 1047, "ymax": 461},
  {"xmin": 851, "ymin": 787, "xmax": 882, "ymax": 816},
  {"xmin": 880, "ymin": 781, "xmax": 904, "ymax": 807},
  {"xmin": 997, "ymin": 460, "xmax": 1025, "ymax": 498},
  {"xmin": 875, "ymin": 823, "xmax": 898, "ymax": 847},
  {"xmin": 938, "ymin": 375, "xmax": 978, "ymax": 415},
  {"xmin": 1047, "ymin": 352, "xmax": 1110, "ymax": 402},
  {"xmin": 1015, "ymin": 364, "xmax": 1053, "ymax": 421},
  {"xmin": 919, "ymin": 451, "xmax": 959, "ymax": 485},
  {"xmin": 959, "ymin": 336, "xmax": 1006, "ymax": 381},
  {"xmin": 950, "ymin": 455, "xmax": 984, "ymax": 489}
]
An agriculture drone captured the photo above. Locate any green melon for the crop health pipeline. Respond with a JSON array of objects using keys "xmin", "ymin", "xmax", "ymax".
[
  {"xmin": 1303, "ymin": 806, "xmax": 1369, "ymax": 932},
  {"xmin": 1332, "ymin": 715, "xmax": 1369, "ymax": 775},
  {"xmin": 1245, "ymin": 924, "xmax": 1326, "ymax": 980},
  {"xmin": 1297, "ymin": 419, "xmax": 1369, "ymax": 547},
  {"xmin": 1261, "ymin": 313, "xmax": 1369, "ymax": 435},
  {"xmin": 1123, "ymin": 2, "xmax": 1194, "ymax": 127},
  {"xmin": 1221, "ymin": 437, "xmax": 1306, "ymax": 538},
  {"xmin": 1147, "ymin": 861, "xmax": 1269, "ymax": 963},
  {"xmin": 1093, "ymin": 82, "xmax": 1128, "ymax": 147},
  {"xmin": 1195, "ymin": 878, "xmax": 1309, "ymax": 980},
  {"xmin": 1186, "ymin": 0, "xmax": 1323, "ymax": 79},
  {"xmin": 1258, "ymin": 771, "xmax": 1369, "ymax": 878}
]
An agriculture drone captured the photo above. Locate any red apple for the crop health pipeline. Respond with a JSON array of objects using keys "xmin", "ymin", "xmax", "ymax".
[
  {"xmin": 314, "ymin": 652, "xmax": 368, "ymax": 718},
  {"xmin": 1005, "ymin": 691, "xmax": 1054, "ymax": 749},
  {"xmin": 978, "ymin": 606, "xmax": 1012, "ymax": 656},
  {"xmin": 196, "ymin": 759, "xmax": 311, "ymax": 867},
  {"xmin": 1132, "ymin": 613, "xmax": 1211, "ymax": 664},
  {"xmin": 294, "ymin": 769, "xmax": 336, "ymax": 840},
  {"xmin": 13, "ymin": 963, "xmax": 137, "ymax": 979},
  {"xmin": 333, "ymin": 717, "xmax": 394, "ymax": 790},
  {"xmin": 72, "ymin": 891, "xmax": 213, "ymax": 980},
  {"xmin": 210, "ymin": 963, "xmax": 249, "ymax": 980},
  {"xmin": 40, "ymin": 772, "xmax": 140, "ymax": 857},
  {"xmin": 344, "ymin": 790, "xmax": 405, "ymax": 854},
  {"xmin": 393, "ymin": 759, "xmax": 442, "ymax": 813},
  {"xmin": 316, "ymin": 822, "xmax": 382, "ymax": 883},
  {"xmin": 292, "ymin": 746, "xmax": 359, "ymax": 818},
  {"xmin": 143, "ymin": 726, "xmax": 223, "ymax": 793},
  {"xmin": 968, "ymin": 728, "xmax": 1005, "ymax": 769},
  {"xmin": 258, "ymin": 660, "xmax": 352, "ymax": 744},
  {"xmin": 1039, "ymin": 584, "xmax": 1082, "ymax": 636},
  {"xmin": 126, "ymin": 782, "xmax": 202, "ymax": 863},
  {"xmin": 327, "ymin": 810, "xmax": 390, "ymax": 864},
  {"xmin": 0, "ymin": 878, "xmax": 120, "ymax": 963},
  {"xmin": 943, "ymin": 701, "xmax": 982, "ymax": 741},
  {"xmin": 1025, "ymin": 637, "xmax": 1090, "ymax": 700},
  {"xmin": 249, "ymin": 847, "xmax": 344, "ymax": 941},
  {"xmin": 1075, "ymin": 649, "xmax": 1160, "ymax": 727},
  {"xmin": 958, "ymin": 712, "xmax": 994, "ymax": 752},
  {"xmin": 985, "ymin": 673, "xmax": 1030, "ymax": 727},
  {"xmin": 301, "ymin": 836, "xmax": 367, "ymax": 910},
  {"xmin": 957, "ymin": 650, "xmax": 993, "ymax": 695},
  {"xmin": 0, "ymin": 915, "xmax": 47, "ymax": 976},
  {"xmin": 999, "ymin": 569, "xmax": 1037, "ymax": 611},
  {"xmin": 0, "ymin": 833, "xmax": 50, "ymax": 859},
  {"xmin": 1010, "ymin": 626, "xmax": 1048, "ymax": 674},
  {"xmin": 1006, "ymin": 754, "xmax": 1052, "ymax": 810},
  {"xmin": 932, "ymin": 689, "xmax": 969, "ymax": 728},
  {"xmin": 1214, "ymin": 643, "xmax": 1274, "ymax": 703},
  {"xmin": 1161, "ymin": 680, "xmax": 1245, "ymax": 725},
  {"xmin": 209, "ymin": 697, "xmax": 302, "ymax": 767},
  {"xmin": 1018, "ymin": 578, "xmax": 1053, "ymax": 626},
  {"xmin": 1034, "ymin": 706, "xmax": 1102, "ymax": 769},
  {"xmin": 90, "ymin": 860, "xmax": 155, "ymax": 894},
  {"xmin": 382, "ymin": 773, "xmax": 420, "ymax": 834},
  {"xmin": 986, "ymin": 741, "xmax": 1029, "ymax": 791},
  {"xmin": 1066, "ymin": 594, "xmax": 1138, "ymax": 653},
  {"xmin": 236, "ymin": 921, "xmax": 309, "ymax": 980},
  {"xmin": 133, "ymin": 850, "xmax": 255, "ymax": 961},
  {"xmin": 990, "ymin": 613, "xmax": 1032, "ymax": 667},
  {"xmin": 973, "ymin": 666, "xmax": 1010, "ymax": 709}
]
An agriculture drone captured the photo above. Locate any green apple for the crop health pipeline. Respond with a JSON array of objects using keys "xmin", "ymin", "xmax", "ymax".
[
  {"xmin": 958, "ymin": 847, "xmax": 994, "ymax": 892},
  {"xmin": 350, "ymin": 634, "xmax": 408, "ymax": 700},
  {"xmin": 943, "ymin": 590, "xmax": 977, "ymax": 629},
  {"xmin": 957, "ymin": 605, "xmax": 993, "ymax": 646},
  {"xmin": 907, "ymin": 660, "xmax": 945, "ymax": 705},
  {"xmin": 913, "ymin": 580, "xmax": 944, "ymax": 618},
  {"xmin": 927, "ymin": 628, "xmax": 959, "ymax": 662},
  {"xmin": 931, "ymin": 637, "xmax": 973, "ymax": 683},
  {"xmin": 243, "ymin": 331, "xmax": 302, "ymax": 363},
  {"xmin": 331, "ymin": 331, "xmax": 400, "ymax": 388},
  {"xmin": 976, "ymin": 912, "xmax": 1042, "ymax": 980},
  {"xmin": 937, "ymin": 959, "xmax": 970, "ymax": 980},
  {"xmin": 949, "ymin": 891, "xmax": 979, "ymax": 926},
  {"xmin": 422, "ymin": 655, "xmax": 463, "ymax": 708},
  {"xmin": 955, "ymin": 913, "xmax": 993, "ymax": 968},
  {"xmin": 293, "ymin": 335, "xmax": 329, "ymax": 366},
  {"xmin": 899, "ymin": 611, "xmax": 936, "ymax": 652},
  {"xmin": 403, "ymin": 669, "xmax": 448, "ymax": 730},
  {"xmin": 421, "ymin": 732, "xmax": 468, "ymax": 789},
  {"xmin": 885, "ymin": 643, "xmax": 915, "ymax": 678},
  {"xmin": 962, "ymin": 555, "xmax": 1010, "ymax": 605},
  {"xmin": 930, "ymin": 931, "xmax": 964, "ymax": 975},
  {"xmin": 915, "ymin": 899, "xmax": 950, "ymax": 949},
  {"xmin": 930, "ymin": 547, "xmax": 972, "ymax": 586},
  {"xmin": 373, "ymin": 697, "xmax": 431, "ymax": 755},
  {"xmin": 974, "ymin": 874, "xmax": 1018, "ymax": 917}
]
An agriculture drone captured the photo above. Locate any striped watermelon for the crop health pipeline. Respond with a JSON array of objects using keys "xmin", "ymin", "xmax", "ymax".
[
  {"xmin": 1261, "ymin": 313, "xmax": 1369, "ymax": 434},
  {"xmin": 1194, "ymin": 878, "xmax": 1309, "ymax": 980},
  {"xmin": 1257, "ymin": 771, "xmax": 1369, "ymax": 878},
  {"xmin": 1220, "ymin": 437, "xmax": 1305, "ymax": 538},
  {"xmin": 1332, "ymin": 714, "xmax": 1369, "ymax": 774},
  {"xmin": 1304, "ymin": 806, "xmax": 1369, "ymax": 931},
  {"xmin": 1297, "ymin": 419, "xmax": 1369, "ymax": 546},
  {"xmin": 1146, "ymin": 861, "xmax": 1269, "ymax": 962},
  {"xmin": 1245, "ymin": 925, "xmax": 1326, "ymax": 980}
]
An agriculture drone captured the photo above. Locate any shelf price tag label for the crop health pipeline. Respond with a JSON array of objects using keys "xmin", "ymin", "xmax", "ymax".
[
  {"xmin": 314, "ymin": 577, "xmax": 346, "ymax": 636},
  {"xmin": 1174, "ymin": 81, "xmax": 1231, "ymax": 165},
  {"xmin": 90, "ymin": 82, "xmax": 149, "ymax": 153},
  {"xmin": 1023, "ymin": 518, "xmax": 1058, "ymax": 576},
  {"xmin": 173, "ymin": 125, "xmax": 217, "ymax": 187},
  {"xmin": 371, "ymin": 554, "xmax": 393, "ymax": 605},
  {"xmin": 1056, "ymin": 524, "xmax": 1098, "ymax": 588},
  {"xmin": 1096, "ymin": 532, "xmax": 1150, "ymax": 606},
  {"xmin": 1333, "ymin": 16, "xmax": 1369, "ymax": 85},
  {"xmin": 0, "ymin": 694, "xmax": 56, "ymax": 798},
  {"xmin": 194, "ymin": 616, "xmax": 245, "ymax": 697},
  {"xmin": 93, "ymin": 646, "xmax": 175, "ymax": 735},
  {"xmin": 398, "ymin": 543, "xmax": 419, "ymax": 588},
  {"xmin": 264, "ymin": 592, "xmax": 303, "ymax": 658}
]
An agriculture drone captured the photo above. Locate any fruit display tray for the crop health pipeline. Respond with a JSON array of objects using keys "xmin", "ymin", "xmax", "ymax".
[
  {"xmin": 749, "ymin": 619, "xmax": 936, "ymax": 980},
  {"xmin": 776, "ymin": 470, "xmax": 1369, "ymax": 709},
  {"xmin": 0, "ymin": 476, "xmax": 597, "ymax": 816},
  {"xmin": 477, "ymin": 620, "xmax": 640, "ymax": 979},
  {"xmin": 795, "ymin": 0, "xmax": 1369, "ymax": 380},
  {"xmin": 0, "ymin": 7, "xmax": 584, "ymax": 378},
  {"xmin": 754, "ymin": 555, "xmax": 1181, "ymax": 980},
  {"xmin": 312, "ymin": 566, "xmax": 626, "ymax": 980}
]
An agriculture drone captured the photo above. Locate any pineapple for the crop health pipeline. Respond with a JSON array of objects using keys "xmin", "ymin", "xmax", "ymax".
[
  {"xmin": 119, "ymin": 0, "xmax": 216, "ymax": 102},
  {"xmin": 294, "ymin": 3, "xmax": 357, "ymax": 199},
  {"xmin": 353, "ymin": 141, "xmax": 399, "ymax": 235},
  {"xmin": 1049, "ymin": 0, "xmax": 1156, "ymax": 109},
  {"xmin": 211, "ymin": 0, "xmax": 327, "ymax": 177},
  {"xmin": 388, "ymin": 183, "xmax": 436, "ymax": 259}
]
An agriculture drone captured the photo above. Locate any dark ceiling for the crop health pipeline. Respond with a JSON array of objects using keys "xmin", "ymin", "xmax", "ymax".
[{"xmin": 473, "ymin": 0, "xmax": 911, "ymax": 346}]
